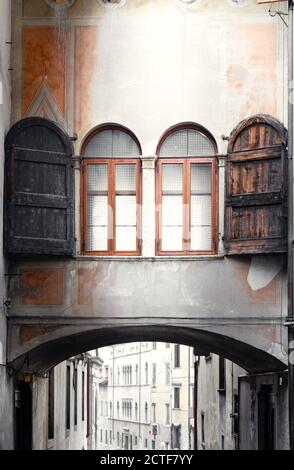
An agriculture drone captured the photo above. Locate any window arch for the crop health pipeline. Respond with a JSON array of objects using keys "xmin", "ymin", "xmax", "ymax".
[
  {"xmin": 81, "ymin": 124, "xmax": 142, "ymax": 255},
  {"xmin": 156, "ymin": 123, "xmax": 218, "ymax": 255}
]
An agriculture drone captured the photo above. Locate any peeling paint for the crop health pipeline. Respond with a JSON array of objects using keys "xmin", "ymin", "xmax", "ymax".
[{"xmin": 247, "ymin": 255, "xmax": 283, "ymax": 291}]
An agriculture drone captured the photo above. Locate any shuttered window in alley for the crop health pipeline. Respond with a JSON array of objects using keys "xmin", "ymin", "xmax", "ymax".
[
  {"xmin": 225, "ymin": 115, "xmax": 288, "ymax": 255},
  {"xmin": 4, "ymin": 117, "xmax": 75, "ymax": 256}
]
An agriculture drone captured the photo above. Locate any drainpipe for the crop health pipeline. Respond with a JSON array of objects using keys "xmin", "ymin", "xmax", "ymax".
[
  {"xmin": 193, "ymin": 350, "xmax": 198, "ymax": 451},
  {"xmin": 288, "ymin": 0, "xmax": 294, "ymax": 451}
]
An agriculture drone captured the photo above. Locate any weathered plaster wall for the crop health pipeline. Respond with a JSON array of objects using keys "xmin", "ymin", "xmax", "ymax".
[
  {"xmin": 0, "ymin": 0, "xmax": 13, "ymax": 450},
  {"xmin": 33, "ymin": 360, "xmax": 88, "ymax": 450},
  {"xmin": 197, "ymin": 355, "xmax": 244, "ymax": 450}
]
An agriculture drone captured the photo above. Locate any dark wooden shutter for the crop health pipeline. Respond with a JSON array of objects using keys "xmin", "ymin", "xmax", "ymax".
[
  {"xmin": 5, "ymin": 117, "xmax": 75, "ymax": 256},
  {"xmin": 225, "ymin": 115, "xmax": 288, "ymax": 255}
]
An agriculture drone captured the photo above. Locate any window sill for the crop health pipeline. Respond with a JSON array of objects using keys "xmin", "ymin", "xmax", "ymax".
[{"xmin": 74, "ymin": 255, "xmax": 225, "ymax": 262}]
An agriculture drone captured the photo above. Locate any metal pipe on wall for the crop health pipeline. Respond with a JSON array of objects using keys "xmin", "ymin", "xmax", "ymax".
[{"xmin": 288, "ymin": 0, "xmax": 294, "ymax": 451}]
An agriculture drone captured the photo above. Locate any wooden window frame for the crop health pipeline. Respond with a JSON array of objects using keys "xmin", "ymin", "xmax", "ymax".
[
  {"xmin": 81, "ymin": 158, "xmax": 142, "ymax": 256},
  {"xmin": 156, "ymin": 156, "xmax": 218, "ymax": 256}
]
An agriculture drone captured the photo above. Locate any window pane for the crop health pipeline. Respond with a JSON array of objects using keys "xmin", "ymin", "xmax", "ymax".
[
  {"xmin": 160, "ymin": 130, "xmax": 215, "ymax": 157},
  {"xmin": 162, "ymin": 164, "xmax": 183, "ymax": 193},
  {"xmin": 188, "ymin": 130, "xmax": 215, "ymax": 156},
  {"xmin": 84, "ymin": 130, "xmax": 113, "ymax": 157},
  {"xmin": 88, "ymin": 195, "xmax": 108, "ymax": 226},
  {"xmin": 115, "ymin": 195, "xmax": 136, "ymax": 251},
  {"xmin": 191, "ymin": 195, "xmax": 211, "ymax": 226},
  {"xmin": 88, "ymin": 226, "xmax": 108, "ymax": 251},
  {"xmin": 160, "ymin": 130, "xmax": 188, "ymax": 157},
  {"xmin": 161, "ymin": 164, "xmax": 183, "ymax": 251},
  {"xmin": 116, "ymin": 165, "xmax": 136, "ymax": 192},
  {"xmin": 162, "ymin": 227, "xmax": 182, "ymax": 251},
  {"xmin": 191, "ymin": 226, "xmax": 212, "ymax": 251},
  {"xmin": 190, "ymin": 165, "xmax": 212, "ymax": 251},
  {"xmin": 113, "ymin": 130, "xmax": 140, "ymax": 157},
  {"xmin": 84, "ymin": 130, "xmax": 140, "ymax": 157},
  {"xmin": 162, "ymin": 196, "xmax": 183, "ymax": 226},
  {"xmin": 191, "ymin": 165, "xmax": 211, "ymax": 194},
  {"xmin": 88, "ymin": 164, "xmax": 108, "ymax": 192}
]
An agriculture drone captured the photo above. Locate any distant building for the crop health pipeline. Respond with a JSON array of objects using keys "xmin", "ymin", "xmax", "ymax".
[{"xmin": 96, "ymin": 342, "xmax": 195, "ymax": 451}]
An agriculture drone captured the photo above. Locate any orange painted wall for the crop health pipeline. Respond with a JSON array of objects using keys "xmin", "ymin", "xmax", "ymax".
[{"xmin": 22, "ymin": 26, "xmax": 65, "ymax": 115}]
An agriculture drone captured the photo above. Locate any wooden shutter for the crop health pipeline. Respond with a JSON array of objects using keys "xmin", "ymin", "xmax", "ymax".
[
  {"xmin": 225, "ymin": 115, "xmax": 288, "ymax": 255},
  {"xmin": 5, "ymin": 117, "xmax": 75, "ymax": 256}
]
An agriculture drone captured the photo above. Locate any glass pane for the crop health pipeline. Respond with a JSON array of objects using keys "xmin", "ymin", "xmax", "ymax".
[
  {"xmin": 113, "ymin": 130, "xmax": 140, "ymax": 157},
  {"xmin": 159, "ymin": 129, "xmax": 215, "ymax": 157},
  {"xmin": 84, "ymin": 130, "xmax": 140, "ymax": 157},
  {"xmin": 116, "ymin": 165, "xmax": 136, "ymax": 192},
  {"xmin": 191, "ymin": 165, "xmax": 211, "ymax": 194},
  {"xmin": 160, "ymin": 130, "xmax": 188, "ymax": 157},
  {"xmin": 88, "ymin": 165, "xmax": 108, "ymax": 192},
  {"xmin": 162, "ymin": 196, "xmax": 183, "ymax": 226},
  {"xmin": 88, "ymin": 196, "xmax": 108, "ymax": 226},
  {"xmin": 191, "ymin": 195, "xmax": 211, "ymax": 226},
  {"xmin": 190, "ymin": 226, "xmax": 212, "ymax": 251},
  {"xmin": 87, "ymin": 195, "xmax": 108, "ymax": 251},
  {"xmin": 188, "ymin": 130, "xmax": 215, "ymax": 156},
  {"xmin": 162, "ymin": 227, "xmax": 183, "ymax": 251},
  {"xmin": 88, "ymin": 226, "xmax": 108, "ymax": 251},
  {"xmin": 162, "ymin": 164, "xmax": 183, "ymax": 193},
  {"xmin": 116, "ymin": 227, "xmax": 137, "ymax": 251},
  {"xmin": 84, "ymin": 130, "xmax": 113, "ymax": 157},
  {"xmin": 116, "ymin": 196, "xmax": 136, "ymax": 226}
]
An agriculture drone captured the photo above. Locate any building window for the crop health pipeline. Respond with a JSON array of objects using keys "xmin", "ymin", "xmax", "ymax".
[
  {"xmin": 165, "ymin": 404, "xmax": 170, "ymax": 425},
  {"xmin": 100, "ymin": 429, "xmax": 103, "ymax": 443},
  {"xmin": 174, "ymin": 344, "xmax": 181, "ymax": 368},
  {"xmin": 152, "ymin": 403, "xmax": 156, "ymax": 423},
  {"xmin": 201, "ymin": 412, "xmax": 205, "ymax": 448},
  {"xmin": 117, "ymin": 401, "xmax": 120, "ymax": 419},
  {"xmin": 48, "ymin": 368, "xmax": 55, "ymax": 440},
  {"xmin": 152, "ymin": 364, "xmax": 156, "ymax": 386},
  {"xmin": 145, "ymin": 402, "xmax": 148, "ymax": 423},
  {"xmin": 152, "ymin": 440, "xmax": 156, "ymax": 450},
  {"xmin": 117, "ymin": 432, "xmax": 120, "ymax": 447},
  {"xmin": 173, "ymin": 387, "xmax": 181, "ymax": 409},
  {"xmin": 66, "ymin": 364, "xmax": 71, "ymax": 431},
  {"xmin": 156, "ymin": 124, "xmax": 217, "ymax": 255},
  {"xmin": 135, "ymin": 402, "xmax": 138, "ymax": 421},
  {"xmin": 110, "ymin": 430, "xmax": 112, "ymax": 444},
  {"xmin": 165, "ymin": 363, "xmax": 170, "ymax": 385},
  {"xmin": 145, "ymin": 438, "xmax": 148, "ymax": 449},
  {"xmin": 105, "ymin": 430, "xmax": 108, "ymax": 445},
  {"xmin": 82, "ymin": 371, "xmax": 85, "ymax": 422},
  {"xmin": 173, "ymin": 425, "xmax": 181, "ymax": 450},
  {"xmin": 82, "ymin": 125, "xmax": 142, "ymax": 255},
  {"xmin": 145, "ymin": 363, "xmax": 149, "ymax": 385},
  {"xmin": 135, "ymin": 364, "xmax": 138, "ymax": 385},
  {"xmin": 110, "ymin": 401, "xmax": 113, "ymax": 418},
  {"xmin": 219, "ymin": 357, "xmax": 226, "ymax": 393}
]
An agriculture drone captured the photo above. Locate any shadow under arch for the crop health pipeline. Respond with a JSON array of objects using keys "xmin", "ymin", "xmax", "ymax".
[{"xmin": 11, "ymin": 324, "xmax": 287, "ymax": 375}]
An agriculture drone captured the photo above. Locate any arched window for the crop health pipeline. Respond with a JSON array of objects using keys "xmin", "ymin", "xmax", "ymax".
[
  {"xmin": 81, "ymin": 125, "xmax": 142, "ymax": 255},
  {"xmin": 156, "ymin": 124, "xmax": 218, "ymax": 254}
]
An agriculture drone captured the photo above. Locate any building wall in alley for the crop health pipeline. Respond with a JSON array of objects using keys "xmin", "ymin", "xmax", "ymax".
[
  {"xmin": 32, "ymin": 358, "xmax": 89, "ymax": 450},
  {"xmin": 0, "ymin": 0, "xmax": 13, "ymax": 450},
  {"xmin": 197, "ymin": 355, "xmax": 245, "ymax": 451}
]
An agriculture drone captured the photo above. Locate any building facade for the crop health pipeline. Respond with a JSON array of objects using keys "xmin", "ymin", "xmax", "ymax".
[
  {"xmin": 0, "ymin": 0, "xmax": 291, "ymax": 450},
  {"xmin": 96, "ymin": 342, "xmax": 195, "ymax": 451}
]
